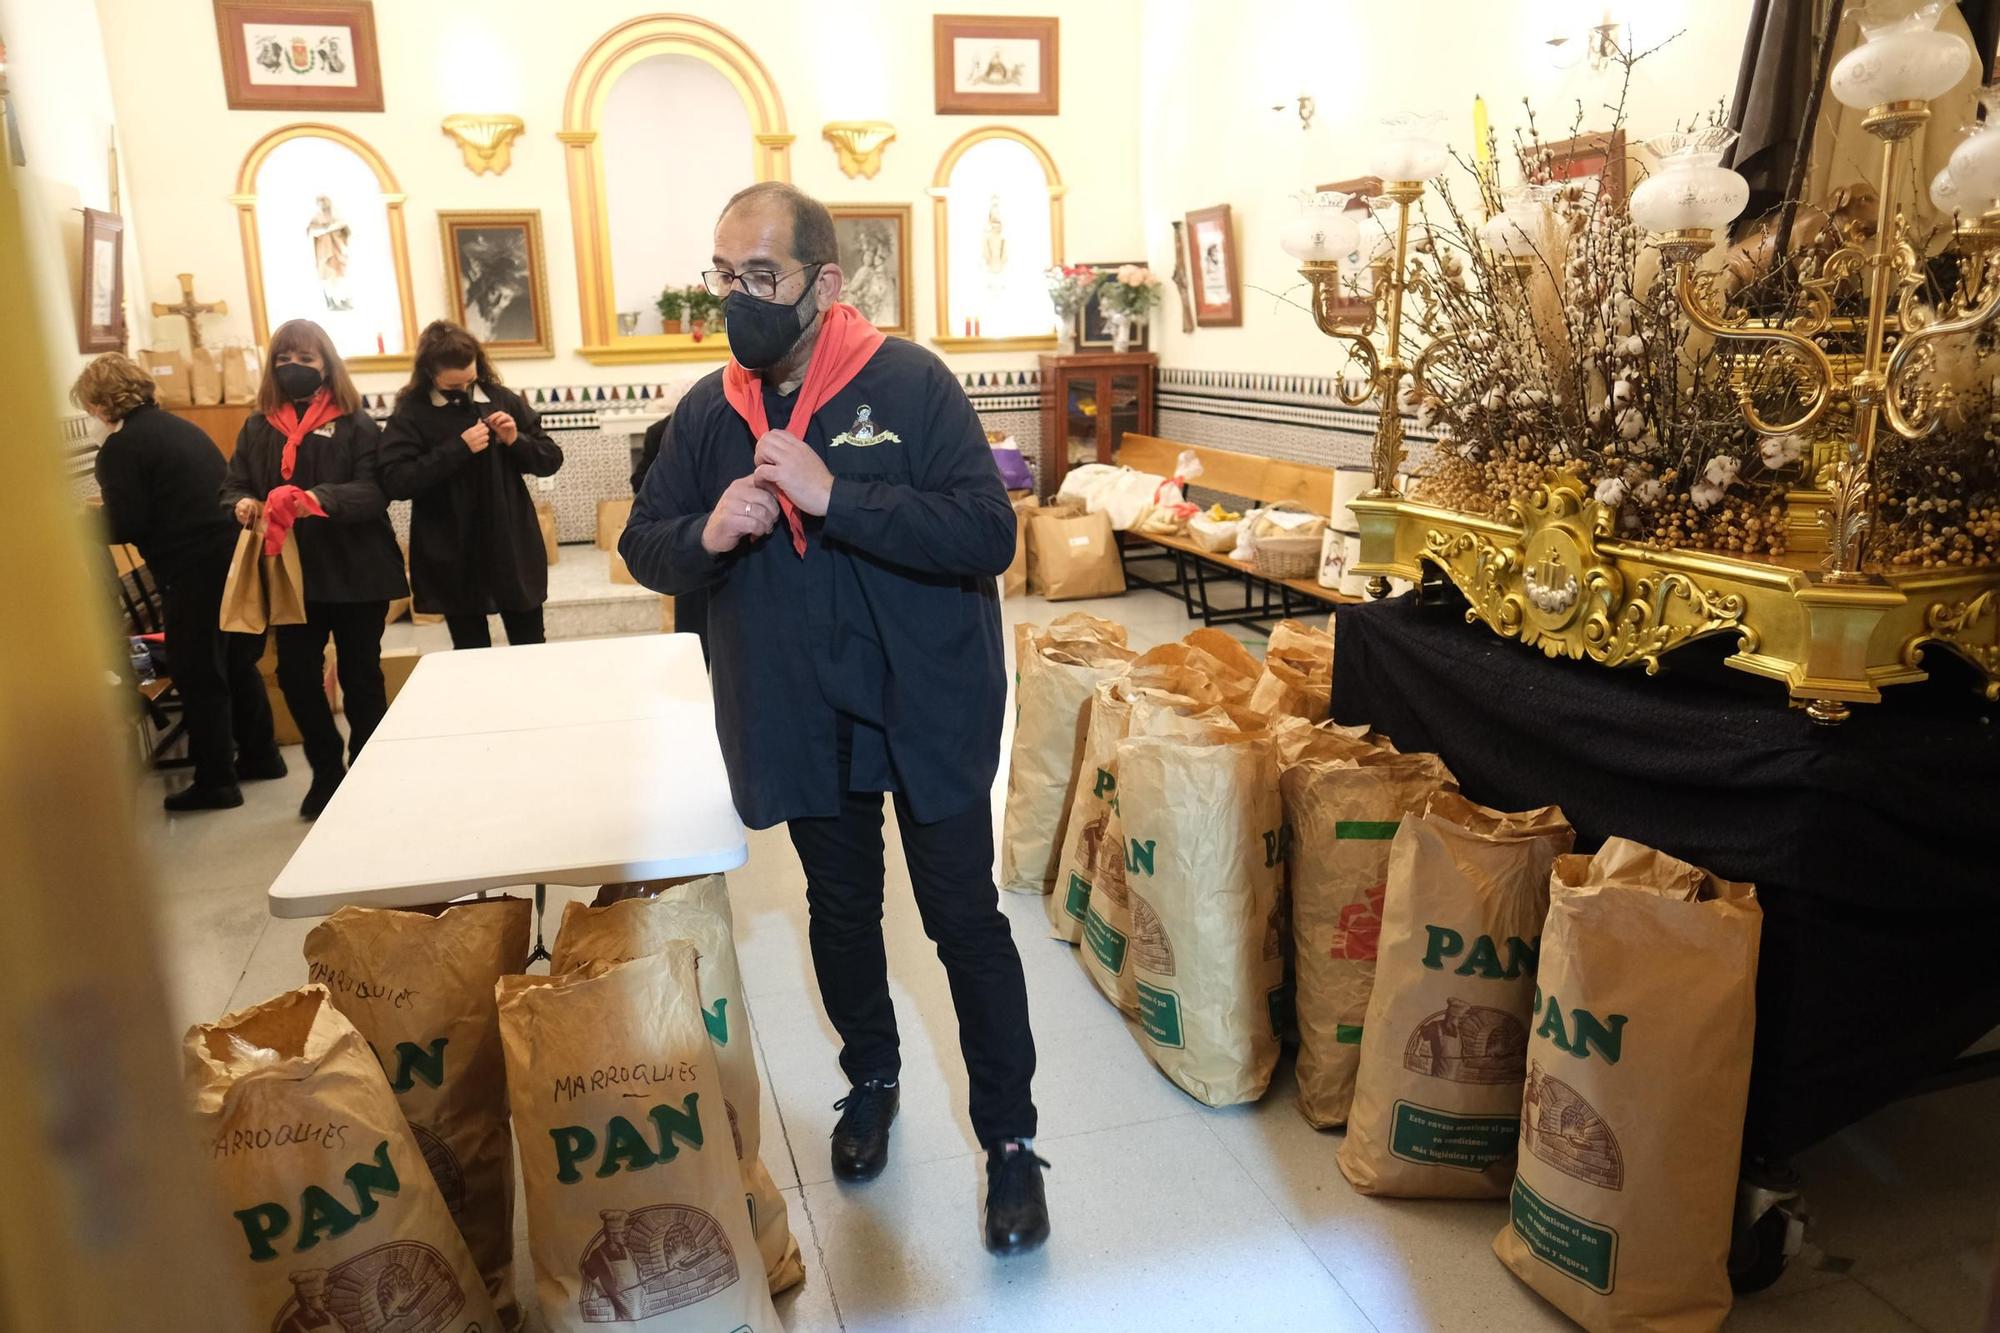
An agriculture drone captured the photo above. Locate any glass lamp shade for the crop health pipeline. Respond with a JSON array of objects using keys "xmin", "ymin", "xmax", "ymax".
[
  {"xmin": 1373, "ymin": 114, "xmax": 1449, "ymax": 182},
  {"xmin": 1629, "ymin": 128, "xmax": 1750, "ymax": 235},
  {"xmin": 1932, "ymin": 165, "xmax": 1968, "ymax": 215},
  {"xmin": 1947, "ymin": 102, "xmax": 2000, "ymax": 206},
  {"xmin": 1829, "ymin": 2, "xmax": 1970, "ymax": 110},
  {"xmin": 1478, "ymin": 183, "xmax": 1559, "ymax": 258},
  {"xmin": 1280, "ymin": 191, "xmax": 1362, "ymax": 262}
]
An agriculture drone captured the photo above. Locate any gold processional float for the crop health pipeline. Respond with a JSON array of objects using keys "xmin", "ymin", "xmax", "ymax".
[{"xmin": 1283, "ymin": 4, "xmax": 2000, "ymax": 723}]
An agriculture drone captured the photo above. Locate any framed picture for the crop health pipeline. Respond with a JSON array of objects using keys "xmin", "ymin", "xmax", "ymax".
[
  {"xmin": 438, "ymin": 210, "xmax": 553, "ymax": 359},
  {"xmin": 78, "ymin": 208, "xmax": 126, "ymax": 353},
  {"xmin": 933, "ymin": 15, "xmax": 1058, "ymax": 116},
  {"xmin": 828, "ymin": 203, "xmax": 913, "ymax": 338},
  {"xmin": 1078, "ymin": 260, "xmax": 1149, "ymax": 350},
  {"xmin": 212, "ymin": 1, "xmax": 383, "ymax": 113},
  {"xmin": 1310, "ymin": 175, "xmax": 1385, "ymax": 325},
  {"xmin": 1185, "ymin": 205, "xmax": 1241, "ymax": 327},
  {"xmin": 1532, "ymin": 130, "xmax": 1628, "ymax": 205}
]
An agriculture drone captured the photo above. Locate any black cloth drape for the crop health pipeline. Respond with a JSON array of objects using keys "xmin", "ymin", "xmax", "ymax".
[{"xmin": 1329, "ymin": 591, "xmax": 2000, "ymax": 1163}]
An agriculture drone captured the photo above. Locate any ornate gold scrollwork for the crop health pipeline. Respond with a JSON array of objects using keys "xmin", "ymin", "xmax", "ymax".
[
  {"xmin": 1904, "ymin": 591, "xmax": 2000, "ymax": 698},
  {"xmin": 1419, "ymin": 474, "xmax": 1753, "ymax": 671},
  {"xmin": 1674, "ymin": 264, "xmax": 1838, "ymax": 437}
]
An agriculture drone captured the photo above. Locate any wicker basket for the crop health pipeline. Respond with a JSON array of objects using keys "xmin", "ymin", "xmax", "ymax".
[{"xmin": 1253, "ymin": 534, "xmax": 1324, "ymax": 580}]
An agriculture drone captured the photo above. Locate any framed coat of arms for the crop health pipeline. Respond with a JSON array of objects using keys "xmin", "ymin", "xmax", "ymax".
[{"xmin": 212, "ymin": 1, "xmax": 383, "ymax": 113}]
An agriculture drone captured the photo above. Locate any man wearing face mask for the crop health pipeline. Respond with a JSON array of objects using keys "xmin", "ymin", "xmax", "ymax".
[{"xmin": 620, "ymin": 183, "xmax": 1046, "ymax": 1255}]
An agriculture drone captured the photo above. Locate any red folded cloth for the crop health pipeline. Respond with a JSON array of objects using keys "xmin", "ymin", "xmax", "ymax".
[
  {"xmin": 721, "ymin": 302, "xmax": 885, "ymax": 557},
  {"xmin": 262, "ymin": 484, "xmax": 326, "ymax": 556}
]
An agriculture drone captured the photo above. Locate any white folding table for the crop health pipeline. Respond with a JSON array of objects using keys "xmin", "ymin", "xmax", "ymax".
[{"xmin": 266, "ymin": 634, "xmax": 747, "ymax": 959}]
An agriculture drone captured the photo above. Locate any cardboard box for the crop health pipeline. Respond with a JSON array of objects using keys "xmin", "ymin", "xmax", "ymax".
[
  {"xmin": 608, "ymin": 550, "xmax": 637, "ymax": 585},
  {"xmin": 596, "ymin": 498, "xmax": 633, "ymax": 551},
  {"xmin": 535, "ymin": 501, "xmax": 560, "ymax": 565},
  {"xmin": 381, "ymin": 647, "xmax": 421, "ymax": 706}
]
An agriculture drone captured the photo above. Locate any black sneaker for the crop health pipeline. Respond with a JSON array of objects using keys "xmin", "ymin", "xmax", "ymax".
[
  {"xmin": 164, "ymin": 783, "xmax": 244, "ymax": 813},
  {"xmin": 235, "ymin": 751, "xmax": 289, "ymax": 782},
  {"xmin": 984, "ymin": 1139, "xmax": 1051, "ymax": 1256},
  {"xmin": 299, "ymin": 771, "xmax": 343, "ymax": 820},
  {"xmin": 830, "ymin": 1079, "xmax": 899, "ymax": 1181}
]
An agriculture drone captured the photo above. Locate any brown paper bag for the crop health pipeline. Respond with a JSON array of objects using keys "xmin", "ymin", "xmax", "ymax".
[
  {"xmin": 536, "ymin": 501, "xmax": 560, "ymax": 565},
  {"xmin": 222, "ymin": 343, "xmax": 260, "ymax": 404},
  {"xmin": 1493, "ymin": 839, "xmax": 1761, "ymax": 1333},
  {"xmin": 1118, "ymin": 725, "xmax": 1286, "ymax": 1106},
  {"xmin": 190, "ymin": 346, "xmax": 224, "ymax": 405},
  {"xmin": 1025, "ymin": 501, "xmax": 1083, "ymax": 594},
  {"xmin": 596, "ymin": 498, "xmax": 633, "ymax": 551},
  {"xmin": 499, "ymin": 947, "xmax": 779, "ymax": 1333},
  {"xmin": 999, "ymin": 616, "xmax": 1135, "ymax": 895},
  {"xmin": 265, "ymin": 526, "xmax": 308, "ymax": 626},
  {"xmin": 1248, "ymin": 619, "xmax": 1334, "ymax": 720},
  {"xmin": 186, "ymin": 985, "xmax": 499, "ymax": 1333},
  {"xmin": 219, "ymin": 525, "xmax": 267, "ymax": 634},
  {"xmin": 140, "ymin": 347, "xmax": 193, "ymax": 407},
  {"xmin": 1031, "ymin": 508, "xmax": 1125, "ymax": 601},
  {"xmin": 1338, "ymin": 792, "xmax": 1574, "ymax": 1198},
  {"xmin": 550, "ymin": 878, "xmax": 805, "ymax": 1296},
  {"xmin": 1005, "ymin": 497, "xmax": 1039, "ymax": 597},
  {"xmin": 304, "ymin": 899, "xmax": 533, "ymax": 1324},
  {"xmin": 1284, "ymin": 749, "xmax": 1456, "ymax": 1129}
]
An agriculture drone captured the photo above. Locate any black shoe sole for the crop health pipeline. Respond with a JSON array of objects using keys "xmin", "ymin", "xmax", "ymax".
[
  {"xmin": 985, "ymin": 1223, "xmax": 1051, "ymax": 1257},
  {"xmin": 832, "ymin": 1155, "xmax": 890, "ymax": 1183}
]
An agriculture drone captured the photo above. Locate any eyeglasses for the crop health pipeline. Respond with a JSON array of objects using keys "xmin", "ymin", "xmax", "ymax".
[{"xmin": 700, "ymin": 264, "xmax": 819, "ymax": 301}]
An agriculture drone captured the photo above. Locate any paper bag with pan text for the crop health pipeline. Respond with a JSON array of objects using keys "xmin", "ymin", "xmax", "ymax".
[
  {"xmin": 1001, "ymin": 615, "xmax": 1135, "ymax": 895},
  {"xmin": 1493, "ymin": 839, "xmax": 1760, "ymax": 1333},
  {"xmin": 1284, "ymin": 749, "xmax": 1456, "ymax": 1128},
  {"xmin": 551, "ymin": 876, "xmax": 804, "ymax": 1296},
  {"xmin": 304, "ymin": 898, "xmax": 533, "ymax": 1325},
  {"xmin": 185, "ymin": 985, "xmax": 498, "ymax": 1333},
  {"xmin": 1339, "ymin": 792, "xmax": 1573, "ymax": 1198},
  {"xmin": 499, "ymin": 947, "xmax": 778, "ymax": 1332}
]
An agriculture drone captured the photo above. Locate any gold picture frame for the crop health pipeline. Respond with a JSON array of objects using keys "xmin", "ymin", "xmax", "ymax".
[
  {"xmin": 827, "ymin": 203, "xmax": 913, "ymax": 338},
  {"xmin": 437, "ymin": 210, "xmax": 553, "ymax": 359},
  {"xmin": 78, "ymin": 208, "xmax": 127, "ymax": 353}
]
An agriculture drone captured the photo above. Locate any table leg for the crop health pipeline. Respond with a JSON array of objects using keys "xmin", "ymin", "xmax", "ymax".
[{"xmin": 528, "ymin": 882, "xmax": 550, "ymax": 964}]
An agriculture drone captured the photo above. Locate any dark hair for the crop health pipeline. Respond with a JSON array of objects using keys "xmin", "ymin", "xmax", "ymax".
[
  {"xmin": 395, "ymin": 320, "xmax": 502, "ymax": 412},
  {"xmin": 256, "ymin": 320, "xmax": 361, "ymax": 415},
  {"xmin": 720, "ymin": 181, "xmax": 839, "ymax": 266}
]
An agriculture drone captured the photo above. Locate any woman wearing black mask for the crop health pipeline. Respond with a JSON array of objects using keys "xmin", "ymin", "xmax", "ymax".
[
  {"xmin": 220, "ymin": 319, "xmax": 407, "ymax": 818},
  {"xmin": 380, "ymin": 320, "xmax": 563, "ymax": 649}
]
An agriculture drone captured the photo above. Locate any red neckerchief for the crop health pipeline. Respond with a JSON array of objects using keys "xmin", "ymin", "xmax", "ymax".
[
  {"xmin": 264, "ymin": 389, "xmax": 346, "ymax": 481},
  {"xmin": 721, "ymin": 302, "xmax": 885, "ymax": 557}
]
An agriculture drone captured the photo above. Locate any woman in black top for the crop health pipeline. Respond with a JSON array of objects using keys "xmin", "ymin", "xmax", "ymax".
[
  {"xmin": 220, "ymin": 319, "xmax": 407, "ymax": 819},
  {"xmin": 380, "ymin": 320, "xmax": 563, "ymax": 649},
  {"xmin": 76, "ymin": 352, "xmax": 282, "ymax": 811}
]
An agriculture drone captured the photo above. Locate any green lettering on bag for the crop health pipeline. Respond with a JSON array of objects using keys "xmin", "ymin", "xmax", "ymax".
[
  {"xmin": 1335, "ymin": 1024, "xmax": 1364, "ymax": 1044},
  {"xmin": 1334, "ymin": 820, "xmax": 1400, "ymax": 840},
  {"xmin": 1137, "ymin": 980, "xmax": 1183, "ymax": 1048},
  {"xmin": 1388, "ymin": 1101, "xmax": 1519, "ymax": 1173},
  {"xmin": 1084, "ymin": 907, "xmax": 1127, "ymax": 974},
  {"xmin": 1511, "ymin": 1177, "xmax": 1618, "ymax": 1295},
  {"xmin": 1064, "ymin": 872, "xmax": 1091, "ymax": 923}
]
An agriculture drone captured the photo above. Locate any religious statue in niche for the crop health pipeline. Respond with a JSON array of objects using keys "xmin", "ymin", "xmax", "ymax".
[
  {"xmin": 843, "ymin": 221, "xmax": 897, "ymax": 329},
  {"xmin": 307, "ymin": 194, "xmax": 353, "ymax": 312},
  {"xmin": 983, "ymin": 194, "xmax": 1008, "ymax": 278}
]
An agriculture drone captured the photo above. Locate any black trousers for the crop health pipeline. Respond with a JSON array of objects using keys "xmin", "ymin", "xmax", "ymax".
[
  {"xmin": 787, "ymin": 735, "xmax": 1038, "ymax": 1145},
  {"xmin": 444, "ymin": 607, "xmax": 546, "ymax": 650},
  {"xmin": 159, "ymin": 544, "xmax": 276, "ymax": 789},
  {"xmin": 274, "ymin": 600, "xmax": 389, "ymax": 776}
]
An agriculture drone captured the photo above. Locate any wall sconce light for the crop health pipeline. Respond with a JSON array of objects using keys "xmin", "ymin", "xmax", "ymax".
[
  {"xmin": 440, "ymin": 113, "xmax": 526, "ymax": 176},
  {"xmin": 1272, "ymin": 94, "xmax": 1316, "ymax": 131},
  {"xmin": 822, "ymin": 121, "xmax": 897, "ymax": 179},
  {"xmin": 1546, "ymin": 18, "xmax": 1624, "ymax": 71}
]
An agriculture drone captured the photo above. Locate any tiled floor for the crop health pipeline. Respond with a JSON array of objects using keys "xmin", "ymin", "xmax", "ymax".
[{"xmin": 146, "ymin": 587, "xmax": 1998, "ymax": 1332}]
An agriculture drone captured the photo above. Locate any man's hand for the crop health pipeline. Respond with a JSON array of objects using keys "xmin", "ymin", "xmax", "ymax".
[
  {"xmin": 752, "ymin": 429, "xmax": 835, "ymax": 517},
  {"xmin": 486, "ymin": 411, "xmax": 519, "ymax": 445},
  {"xmin": 234, "ymin": 497, "xmax": 262, "ymax": 527},
  {"xmin": 462, "ymin": 420, "xmax": 492, "ymax": 453},
  {"xmin": 701, "ymin": 474, "xmax": 783, "ymax": 555}
]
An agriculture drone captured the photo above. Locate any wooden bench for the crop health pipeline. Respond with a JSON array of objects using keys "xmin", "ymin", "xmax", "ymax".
[{"xmin": 1109, "ymin": 434, "xmax": 1361, "ymax": 631}]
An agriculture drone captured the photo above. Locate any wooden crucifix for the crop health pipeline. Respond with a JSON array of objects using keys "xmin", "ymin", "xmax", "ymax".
[{"xmin": 151, "ymin": 272, "xmax": 227, "ymax": 349}]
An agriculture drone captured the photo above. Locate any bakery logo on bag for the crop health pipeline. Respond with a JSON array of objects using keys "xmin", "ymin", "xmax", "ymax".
[
  {"xmin": 1420, "ymin": 926, "xmax": 1538, "ymax": 979},
  {"xmin": 1531, "ymin": 987, "xmax": 1628, "ymax": 1064},
  {"xmin": 550, "ymin": 1093, "xmax": 708, "ymax": 1183},
  {"xmin": 233, "ymin": 1139, "xmax": 405, "ymax": 1261},
  {"xmin": 1404, "ymin": 999, "xmax": 1529, "ymax": 1084},
  {"xmin": 268, "ymin": 1242, "xmax": 472, "ymax": 1333},
  {"xmin": 1522, "ymin": 1062, "xmax": 1625, "ymax": 1189},
  {"xmin": 410, "ymin": 1124, "xmax": 469, "ymax": 1216},
  {"xmin": 1130, "ymin": 895, "xmax": 1176, "ymax": 975},
  {"xmin": 1329, "ymin": 884, "xmax": 1387, "ymax": 960},
  {"xmin": 578, "ymin": 1203, "xmax": 740, "ymax": 1321},
  {"xmin": 1511, "ymin": 1176, "xmax": 1620, "ymax": 1294},
  {"xmin": 1084, "ymin": 907, "xmax": 1128, "ymax": 975}
]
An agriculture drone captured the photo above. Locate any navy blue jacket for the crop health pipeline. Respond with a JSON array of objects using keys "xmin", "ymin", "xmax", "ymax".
[{"xmin": 620, "ymin": 338, "xmax": 1014, "ymax": 829}]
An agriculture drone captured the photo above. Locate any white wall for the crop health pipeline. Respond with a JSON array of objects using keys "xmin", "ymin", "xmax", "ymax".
[
  {"xmin": 1137, "ymin": 0, "xmax": 1755, "ymax": 375},
  {"xmin": 2, "ymin": 0, "xmax": 151, "ymax": 411},
  {"xmin": 91, "ymin": 0, "xmax": 1148, "ymax": 397}
]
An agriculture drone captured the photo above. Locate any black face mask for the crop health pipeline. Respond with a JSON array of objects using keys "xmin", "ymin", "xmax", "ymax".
[
  {"xmin": 723, "ymin": 269, "xmax": 821, "ymax": 370},
  {"xmin": 274, "ymin": 363, "xmax": 323, "ymax": 402},
  {"xmin": 440, "ymin": 388, "xmax": 474, "ymax": 410}
]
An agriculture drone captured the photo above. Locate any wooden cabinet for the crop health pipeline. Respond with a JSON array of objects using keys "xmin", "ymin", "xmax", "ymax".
[
  {"xmin": 169, "ymin": 404, "xmax": 251, "ymax": 459},
  {"xmin": 1037, "ymin": 351, "xmax": 1157, "ymax": 495}
]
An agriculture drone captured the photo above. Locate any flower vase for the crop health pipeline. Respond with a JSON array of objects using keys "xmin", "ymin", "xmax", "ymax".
[
  {"xmin": 1056, "ymin": 317, "xmax": 1077, "ymax": 356},
  {"xmin": 1110, "ymin": 313, "xmax": 1134, "ymax": 354}
]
